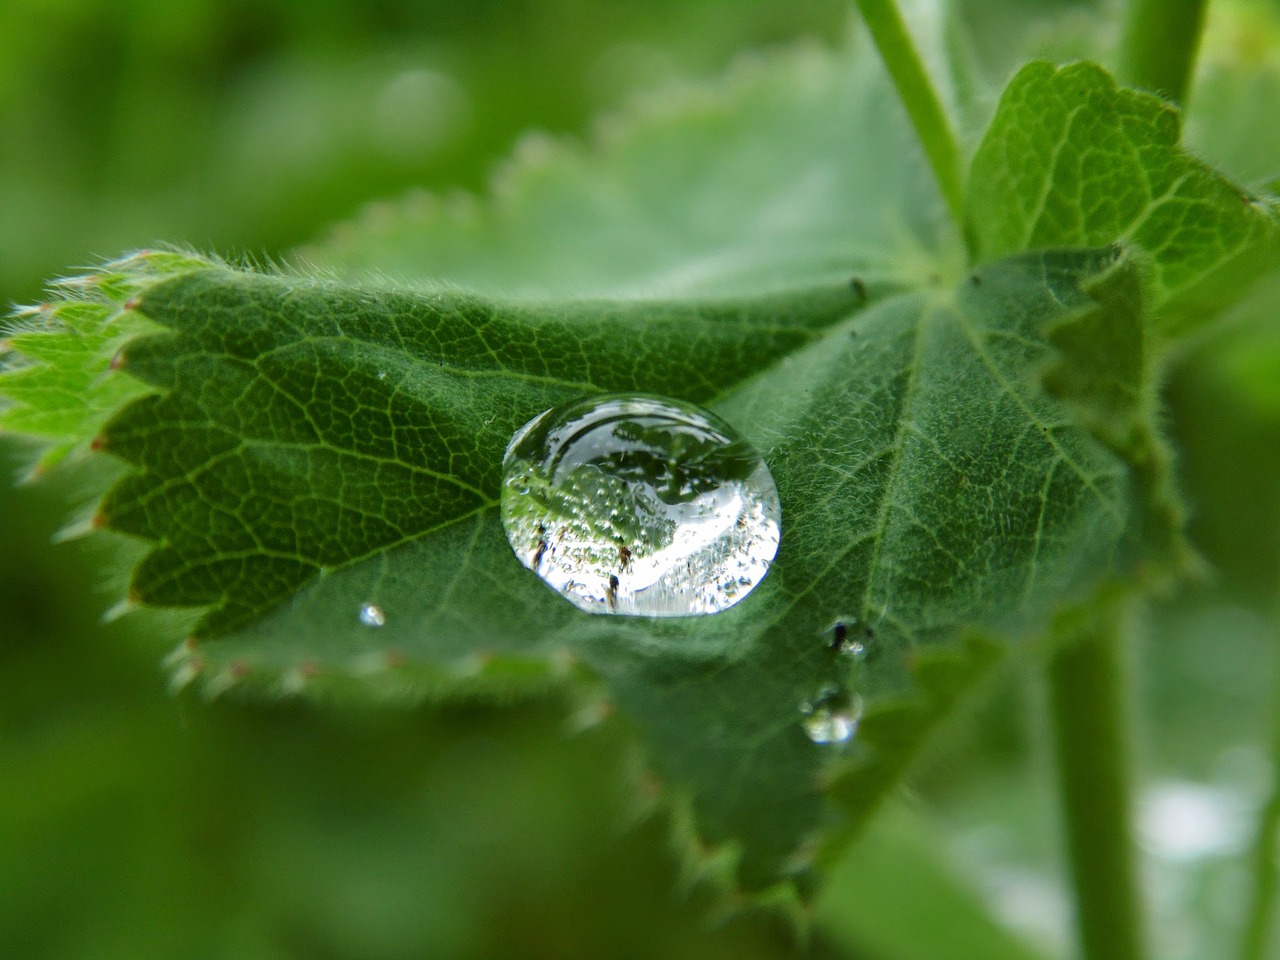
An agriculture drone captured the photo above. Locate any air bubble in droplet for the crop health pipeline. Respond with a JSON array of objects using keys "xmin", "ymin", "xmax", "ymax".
[
  {"xmin": 359, "ymin": 603, "xmax": 386, "ymax": 627},
  {"xmin": 801, "ymin": 687, "xmax": 863, "ymax": 744},
  {"xmin": 499, "ymin": 393, "xmax": 780, "ymax": 617}
]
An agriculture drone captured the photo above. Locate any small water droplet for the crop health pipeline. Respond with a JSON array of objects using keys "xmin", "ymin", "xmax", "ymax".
[
  {"xmin": 500, "ymin": 393, "xmax": 780, "ymax": 616},
  {"xmin": 822, "ymin": 617, "xmax": 869, "ymax": 658},
  {"xmin": 359, "ymin": 603, "xmax": 386, "ymax": 627},
  {"xmin": 801, "ymin": 688, "xmax": 863, "ymax": 744}
]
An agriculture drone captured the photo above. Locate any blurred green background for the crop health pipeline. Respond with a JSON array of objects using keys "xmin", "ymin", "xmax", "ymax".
[{"xmin": 3, "ymin": 1, "xmax": 1279, "ymax": 958}]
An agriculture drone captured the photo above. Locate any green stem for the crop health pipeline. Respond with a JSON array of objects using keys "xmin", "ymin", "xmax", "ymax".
[
  {"xmin": 1241, "ymin": 780, "xmax": 1280, "ymax": 960},
  {"xmin": 1046, "ymin": 601, "xmax": 1146, "ymax": 960},
  {"xmin": 854, "ymin": 0, "xmax": 965, "ymax": 237},
  {"xmin": 1118, "ymin": 0, "xmax": 1210, "ymax": 104},
  {"xmin": 1239, "ymin": 632, "xmax": 1280, "ymax": 960}
]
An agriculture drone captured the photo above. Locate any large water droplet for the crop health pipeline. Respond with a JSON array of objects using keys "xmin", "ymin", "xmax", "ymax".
[
  {"xmin": 801, "ymin": 687, "xmax": 863, "ymax": 744},
  {"xmin": 500, "ymin": 393, "xmax": 781, "ymax": 616},
  {"xmin": 359, "ymin": 603, "xmax": 386, "ymax": 627}
]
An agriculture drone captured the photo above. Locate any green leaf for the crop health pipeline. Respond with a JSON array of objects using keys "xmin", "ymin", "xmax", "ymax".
[
  {"xmin": 0, "ymin": 252, "xmax": 201, "ymax": 479},
  {"xmin": 967, "ymin": 60, "xmax": 1280, "ymax": 333},
  {"xmin": 102, "ymin": 266, "xmax": 864, "ymax": 638},
  {"xmin": 301, "ymin": 42, "xmax": 953, "ymax": 296},
  {"xmin": 2, "ymin": 242, "xmax": 1155, "ymax": 893},
  {"xmin": 0, "ymin": 43, "xmax": 1179, "ymax": 897}
]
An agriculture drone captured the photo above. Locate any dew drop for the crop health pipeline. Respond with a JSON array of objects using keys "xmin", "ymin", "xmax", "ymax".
[
  {"xmin": 801, "ymin": 687, "xmax": 863, "ymax": 744},
  {"xmin": 359, "ymin": 603, "xmax": 386, "ymax": 627},
  {"xmin": 499, "ymin": 393, "xmax": 781, "ymax": 617},
  {"xmin": 822, "ymin": 616, "xmax": 869, "ymax": 659}
]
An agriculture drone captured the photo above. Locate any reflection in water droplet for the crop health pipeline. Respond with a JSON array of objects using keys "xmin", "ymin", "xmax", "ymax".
[
  {"xmin": 822, "ymin": 616, "xmax": 869, "ymax": 658},
  {"xmin": 801, "ymin": 688, "xmax": 863, "ymax": 744},
  {"xmin": 500, "ymin": 393, "xmax": 781, "ymax": 616},
  {"xmin": 359, "ymin": 603, "xmax": 386, "ymax": 627}
]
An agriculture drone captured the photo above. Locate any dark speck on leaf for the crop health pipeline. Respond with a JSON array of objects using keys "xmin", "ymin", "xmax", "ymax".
[{"xmin": 832, "ymin": 621, "xmax": 848, "ymax": 651}]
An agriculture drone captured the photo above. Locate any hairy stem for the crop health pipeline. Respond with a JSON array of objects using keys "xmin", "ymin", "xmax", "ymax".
[
  {"xmin": 1118, "ymin": 0, "xmax": 1210, "ymax": 104},
  {"xmin": 1047, "ymin": 601, "xmax": 1146, "ymax": 960},
  {"xmin": 854, "ymin": 0, "xmax": 965, "ymax": 237},
  {"xmin": 1239, "ymin": 627, "xmax": 1280, "ymax": 960}
]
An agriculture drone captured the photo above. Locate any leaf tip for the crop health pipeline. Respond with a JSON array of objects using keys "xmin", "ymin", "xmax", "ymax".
[
  {"xmin": 52, "ymin": 510, "xmax": 99, "ymax": 543},
  {"xmin": 279, "ymin": 661, "xmax": 321, "ymax": 696},
  {"xmin": 203, "ymin": 664, "xmax": 243, "ymax": 699},
  {"xmin": 675, "ymin": 832, "xmax": 742, "ymax": 899},
  {"xmin": 450, "ymin": 651, "xmax": 487, "ymax": 678},
  {"xmin": 169, "ymin": 656, "xmax": 205, "ymax": 694},
  {"xmin": 565, "ymin": 694, "xmax": 614, "ymax": 735},
  {"xmin": 551, "ymin": 648, "xmax": 579, "ymax": 677},
  {"xmin": 17, "ymin": 459, "xmax": 48, "ymax": 486},
  {"xmin": 102, "ymin": 592, "xmax": 141, "ymax": 623}
]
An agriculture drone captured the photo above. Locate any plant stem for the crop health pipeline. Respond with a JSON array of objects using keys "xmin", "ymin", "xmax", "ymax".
[
  {"xmin": 854, "ymin": 0, "xmax": 965, "ymax": 237},
  {"xmin": 1241, "ymin": 776, "xmax": 1280, "ymax": 960},
  {"xmin": 1046, "ymin": 601, "xmax": 1146, "ymax": 960},
  {"xmin": 1118, "ymin": 0, "xmax": 1210, "ymax": 104},
  {"xmin": 1239, "ymin": 630, "xmax": 1280, "ymax": 960}
]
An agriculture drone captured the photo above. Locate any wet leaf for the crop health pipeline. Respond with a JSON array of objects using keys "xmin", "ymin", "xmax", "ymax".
[{"xmin": 0, "ymin": 45, "xmax": 1197, "ymax": 895}]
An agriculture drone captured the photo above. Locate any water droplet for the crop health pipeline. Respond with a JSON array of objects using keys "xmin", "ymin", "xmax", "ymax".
[
  {"xmin": 801, "ymin": 688, "xmax": 863, "ymax": 744},
  {"xmin": 822, "ymin": 616, "xmax": 868, "ymax": 658},
  {"xmin": 500, "ymin": 393, "xmax": 781, "ymax": 616},
  {"xmin": 359, "ymin": 603, "xmax": 386, "ymax": 627}
]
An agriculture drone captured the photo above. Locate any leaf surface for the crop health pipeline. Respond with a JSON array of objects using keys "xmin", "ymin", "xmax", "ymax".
[
  {"xmin": 62, "ymin": 245, "xmax": 1148, "ymax": 892},
  {"xmin": 304, "ymin": 42, "xmax": 951, "ymax": 297},
  {"xmin": 968, "ymin": 60, "xmax": 1280, "ymax": 332},
  {"xmin": 0, "ymin": 44, "xmax": 1183, "ymax": 895},
  {"xmin": 104, "ymin": 268, "xmax": 862, "ymax": 638}
]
